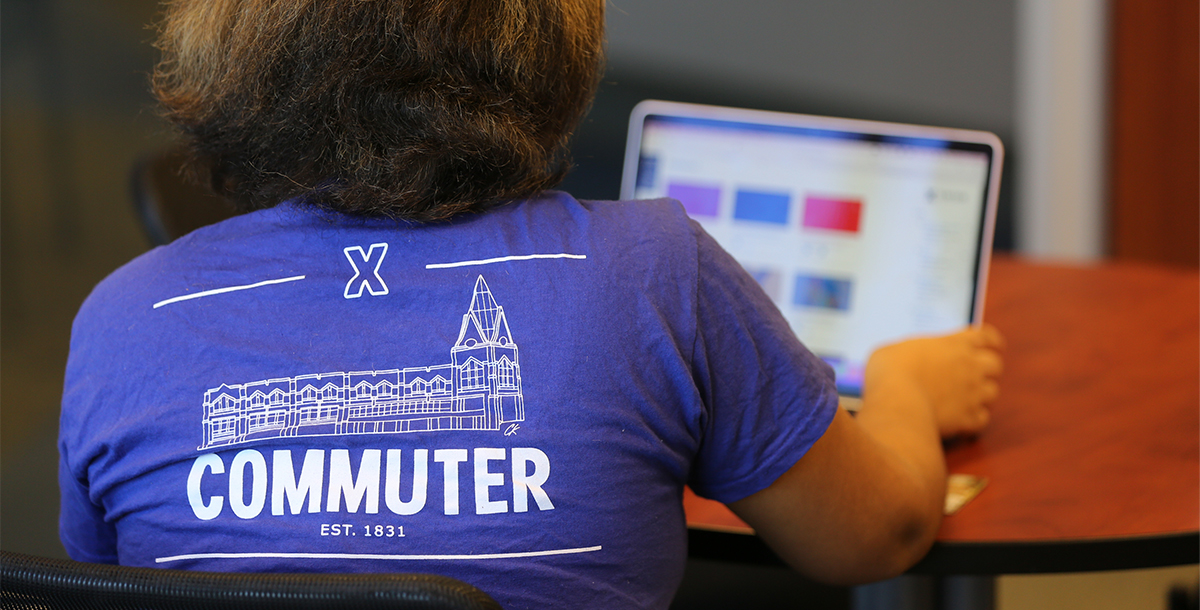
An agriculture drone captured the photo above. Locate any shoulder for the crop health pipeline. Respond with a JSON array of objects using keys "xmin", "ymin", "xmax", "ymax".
[
  {"xmin": 68, "ymin": 206, "xmax": 298, "ymax": 363},
  {"xmin": 503, "ymin": 191, "xmax": 697, "ymax": 240},
  {"xmin": 512, "ymin": 191, "xmax": 703, "ymax": 269}
]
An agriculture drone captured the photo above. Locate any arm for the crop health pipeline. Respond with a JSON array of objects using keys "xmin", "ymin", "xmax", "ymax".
[
  {"xmin": 59, "ymin": 451, "xmax": 119, "ymax": 564},
  {"xmin": 728, "ymin": 325, "xmax": 1004, "ymax": 585}
]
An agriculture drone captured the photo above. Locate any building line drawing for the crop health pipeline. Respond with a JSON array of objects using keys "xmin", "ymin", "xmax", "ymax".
[
  {"xmin": 153, "ymin": 275, "xmax": 307, "ymax": 309},
  {"xmin": 200, "ymin": 275, "xmax": 524, "ymax": 450},
  {"xmin": 425, "ymin": 253, "xmax": 587, "ymax": 270},
  {"xmin": 344, "ymin": 243, "xmax": 390, "ymax": 298}
]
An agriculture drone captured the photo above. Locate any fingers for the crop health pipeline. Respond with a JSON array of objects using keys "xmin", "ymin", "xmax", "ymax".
[
  {"xmin": 979, "ymin": 379, "xmax": 1000, "ymax": 404},
  {"xmin": 962, "ymin": 325, "xmax": 1005, "ymax": 380},
  {"xmin": 966, "ymin": 323, "xmax": 1005, "ymax": 350},
  {"xmin": 946, "ymin": 401, "xmax": 992, "ymax": 438},
  {"xmin": 975, "ymin": 349, "xmax": 1004, "ymax": 378},
  {"xmin": 971, "ymin": 405, "xmax": 991, "ymax": 431}
]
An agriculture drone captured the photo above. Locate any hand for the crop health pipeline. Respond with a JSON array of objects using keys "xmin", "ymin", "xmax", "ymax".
[{"xmin": 864, "ymin": 324, "xmax": 1005, "ymax": 438}]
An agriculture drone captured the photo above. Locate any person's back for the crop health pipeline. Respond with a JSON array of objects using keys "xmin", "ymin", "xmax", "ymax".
[
  {"xmin": 62, "ymin": 193, "xmax": 843, "ymax": 608},
  {"xmin": 59, "ymin": 1, "xmax": 1004, "ymax": 608}
]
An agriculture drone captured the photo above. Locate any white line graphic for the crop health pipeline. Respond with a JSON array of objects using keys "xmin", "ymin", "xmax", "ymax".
[
  {"xmin": 153, "ymin": 276, "xmax": 306, "ymax": 309},
  {"xmin": 155, "ymin": 545, "xmax": 602, "ymax": 564},
  {"xmin": 425, "ymin": 253, "xmax": 587, "ymax": 269}
]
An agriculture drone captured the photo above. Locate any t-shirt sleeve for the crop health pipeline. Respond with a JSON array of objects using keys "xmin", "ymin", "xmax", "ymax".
[
  {"xmin": 685, "ymin": 220, "xmax": 839, "ymax": 504},
  {"xmin": 59, "ymin": 449, "xmax": 118, "ymax": 564}
]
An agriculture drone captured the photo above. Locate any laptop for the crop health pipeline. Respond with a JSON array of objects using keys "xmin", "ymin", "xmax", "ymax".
[{"xmin": 620, "ymin": 100, "xmax": 1004, "ymax": 397}]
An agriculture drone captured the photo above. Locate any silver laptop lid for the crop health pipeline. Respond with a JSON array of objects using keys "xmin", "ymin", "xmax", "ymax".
[{"xmin": 620, "ymin": 100, "xmax": 1003, "ymax": 396}]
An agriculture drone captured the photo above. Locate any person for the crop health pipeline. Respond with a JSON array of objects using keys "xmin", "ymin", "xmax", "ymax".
[{"xmin": 58, "ymin": 1, "xmax": 1004, "ymax": 608}]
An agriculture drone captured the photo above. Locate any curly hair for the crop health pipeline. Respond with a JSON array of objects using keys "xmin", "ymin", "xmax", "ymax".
[{"xmin": 152, "ymin": 0, "xmax": 605, "ymax": 221}]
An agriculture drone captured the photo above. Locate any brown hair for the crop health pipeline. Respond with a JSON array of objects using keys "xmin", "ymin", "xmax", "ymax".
[{"xmin": 153, "ymin": 0, "xmax": 605, "ymax": 221}]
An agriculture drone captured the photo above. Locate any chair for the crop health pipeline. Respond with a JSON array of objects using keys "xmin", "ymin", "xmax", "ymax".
[
  {"xmin": 129, "ymin": 145, "xmax": 241, "ymax": 246},
  {"xmin": 1170, "ymin": 580, "xmax": 1199, "ymax": 610},
  {"xmin": 0, "ymin": 551, "xmax": 503, "ymax": 610}
]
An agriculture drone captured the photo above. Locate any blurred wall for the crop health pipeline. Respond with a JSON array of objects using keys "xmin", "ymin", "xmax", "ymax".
[
  {"xmin": 1, "ymin": 0, "xmax": 1018, "ymax": 558},
  {"xmin": 2, "ymin": 0, "xmax": 175, "ymax": 556},
  {"xmin": 1108, "ymin": 0, "xmax": 1200, "ymax": 267}
]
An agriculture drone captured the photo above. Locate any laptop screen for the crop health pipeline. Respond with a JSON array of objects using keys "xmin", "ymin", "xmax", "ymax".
[{"xmin": 620, "ymin": 101, "xmax": 1003, "ymax": 396}]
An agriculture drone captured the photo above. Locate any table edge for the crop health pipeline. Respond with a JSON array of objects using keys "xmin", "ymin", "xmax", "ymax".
[
  {"xmin": 910, "ymin": 531, "xmax": 1200, "ymax": 575},
  {"xmin": 687, "ymin": 529, "xmax": 1200, "ymax": 575}
]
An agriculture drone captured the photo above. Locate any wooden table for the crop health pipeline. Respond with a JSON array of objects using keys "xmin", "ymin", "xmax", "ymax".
[{"xmin": 684, "ymin": 257, "xmax": 1199, "ymax": 600}]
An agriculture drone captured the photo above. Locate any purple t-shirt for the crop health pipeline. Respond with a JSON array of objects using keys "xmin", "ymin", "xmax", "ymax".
[{"xmin": 59, "ymin": 192, "xmax": 837, "ymax": 609}]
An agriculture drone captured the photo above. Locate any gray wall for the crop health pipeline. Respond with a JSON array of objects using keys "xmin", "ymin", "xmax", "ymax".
[{"xmin": 606, "ymin": 0, "xmax": 1014, "ymax": 134}]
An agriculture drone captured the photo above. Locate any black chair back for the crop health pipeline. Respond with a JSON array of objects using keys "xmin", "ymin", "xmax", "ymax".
[{"xmin": 1, "ymin": 551, "xmax": 503, "ymax": 610}]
